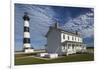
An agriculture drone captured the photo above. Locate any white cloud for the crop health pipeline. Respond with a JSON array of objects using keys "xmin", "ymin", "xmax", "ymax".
[{"xmin": 60, "ymin": 11, "xmax": 94, "ymax": 38}]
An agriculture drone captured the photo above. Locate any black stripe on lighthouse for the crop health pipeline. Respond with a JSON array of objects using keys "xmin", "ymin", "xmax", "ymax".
[
  {"xmin": 24, "ymin": 27, "xmax": 29, "ymax": 32},
  {"xmin": 23, "ymin": 38, "xmax": 30, "ymax": 43}
]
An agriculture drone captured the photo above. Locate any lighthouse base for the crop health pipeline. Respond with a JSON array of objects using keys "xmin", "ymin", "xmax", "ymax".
[{"xmin": 24, "ymin": 48, "xmax": 34, "ymax": 53}]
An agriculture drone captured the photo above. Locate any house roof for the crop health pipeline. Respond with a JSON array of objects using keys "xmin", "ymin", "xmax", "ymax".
[
  {"xmin": 45, "ymin": 26, "xmax": 81, "ymax": 37},
  {"xmin": 58, "ymin": 28, "xmax": 81, "ymax": 37}
]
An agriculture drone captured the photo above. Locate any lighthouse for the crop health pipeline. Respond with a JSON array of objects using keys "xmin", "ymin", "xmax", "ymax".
[{"xmin": 23, "ymin": 12, "xmax": 34, "ymax": 53}]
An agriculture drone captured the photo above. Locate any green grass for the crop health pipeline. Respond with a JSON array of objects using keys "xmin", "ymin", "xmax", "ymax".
[{"xmin": 15, "ymin": 53, "xmax": 94, "ymax": 65}]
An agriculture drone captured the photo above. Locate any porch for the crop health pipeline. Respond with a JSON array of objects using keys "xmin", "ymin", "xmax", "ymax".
[{"xmin": 61, "ymin": 41, "xmax": 86, "ymax": 55}]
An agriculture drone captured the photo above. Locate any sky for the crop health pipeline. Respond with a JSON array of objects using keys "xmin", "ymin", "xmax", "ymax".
[{"xmin": 15, "ymin": 4, "xmax": 94, "ymax": 51}]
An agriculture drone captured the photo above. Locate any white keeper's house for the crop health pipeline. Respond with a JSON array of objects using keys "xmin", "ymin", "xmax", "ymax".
[{"xmin": 45, "ymin": 23, "xmax": 86, "ymax": 55}]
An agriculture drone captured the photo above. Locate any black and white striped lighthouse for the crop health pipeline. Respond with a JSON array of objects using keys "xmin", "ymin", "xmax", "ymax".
[{"xmin": 23, "ymin": 12, "xmax": 34, "ymax": 53}]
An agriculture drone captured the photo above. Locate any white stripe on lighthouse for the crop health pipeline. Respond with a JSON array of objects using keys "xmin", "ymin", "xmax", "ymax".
[
  {"xmin": 24, "ymin": 43, "xmax": 31, "ymax": 48},
  {"xmin": 24, "ymin": 20, "xmax": 29, "ymax": 27},
  {"xmin": 24, "ymin": 32, "xmax": 30, "ymax": 38}
]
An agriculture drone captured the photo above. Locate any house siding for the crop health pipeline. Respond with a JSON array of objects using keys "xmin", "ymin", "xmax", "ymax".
[{"xmin": 46, "ymin": 28, "xmax": 62, "ymax": 54}]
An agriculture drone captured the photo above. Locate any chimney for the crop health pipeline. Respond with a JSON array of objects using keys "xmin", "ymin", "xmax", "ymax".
[
  {"xmin": 54, "ymin": 23, "xmax": 58, "ymax": 28},
  {"xmin": 54, "ymin": 20, "xmax": 59, "ymax": 29}
]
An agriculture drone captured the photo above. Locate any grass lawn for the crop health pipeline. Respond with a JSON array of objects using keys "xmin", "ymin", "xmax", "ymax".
[{"xmin": 15, "ymin": 53, "xmax": 94, "ymax": 65}]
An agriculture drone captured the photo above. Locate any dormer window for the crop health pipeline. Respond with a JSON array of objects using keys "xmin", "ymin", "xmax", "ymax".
[
  {"xmin": 72, "ymin": 36, "xmax": 74, "ymax": 40},
  {"xmin": 63, "ymin": 34, "xmax": 65, "ymax": 39},
  {"xmin": 75, "ymin": 37, "xmax": 76, "ymax": 40},
  {"xmin": 78, "ymin": 38, "xmax": 79, "ymax": 41},
  {"xmin": 68, "ymin": 36, "xmax": 69, "ymax": 40}
]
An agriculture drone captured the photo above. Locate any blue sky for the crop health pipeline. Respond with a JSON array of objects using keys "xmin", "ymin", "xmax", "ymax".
[{"xmin": 15, "ymin": 4, "xmax": 94, "ymax": 51}]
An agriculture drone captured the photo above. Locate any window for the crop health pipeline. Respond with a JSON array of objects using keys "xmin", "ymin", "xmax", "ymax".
[
  {"xmin": 62, "ymin": 46, "xmax": 64, "ymax": 49},
  {"xmin": 72, "ymin": 44, "xmax": 74, "ymax": 49},
  {"xmin": 80, "ymin": 38, "xmax": 82, "ymax": 42},
  {"xmin": 75, "ymin": 37, "xmax": 76, "ymax": 40},
  {"xmin": 68, "ymin": 44, "xmax": 71, "ymax": 49},
  {"xmin": 62, "ymin": 44, "xmax": 66, "ymax": 50},
  {"xmin": 72, "ymin": 36, "xmax": 74, "ymax": 40},
  {"xmin": 68, "ymin": 36, "xmax": 69, "ymax": 40},
  {"xmin": 63, "ymin": 34, "xmax": 65, "ymax": 39},
  {"xmin": 63, "ymin": 44, "xmax": 66, "ymax": 49},
  {"xmin": 78, "ymin": 38, "xmax": 79, "ymax": 41}
]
